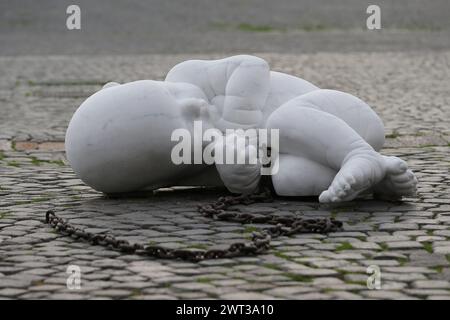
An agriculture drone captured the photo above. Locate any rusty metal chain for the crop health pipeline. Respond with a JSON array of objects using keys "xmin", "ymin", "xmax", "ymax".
[{"xmin": 44, "ymin": 187, "xmax": 343, "ymax": 262}]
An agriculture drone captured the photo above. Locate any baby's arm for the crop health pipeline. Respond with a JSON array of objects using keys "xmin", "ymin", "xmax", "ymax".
[
  {"xmin": 217, "ymin": 55, "xmax": 270, "ymax": 130},
  {"xmin": 166, "ymin": 55, "xmax": 271, "ymax": 131}
]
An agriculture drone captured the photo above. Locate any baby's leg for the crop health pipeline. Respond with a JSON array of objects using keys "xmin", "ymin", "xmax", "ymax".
[
  {"xmin": 272, "ymin": 154, "xmax": 336, "ymax": 196},
  {"xmin": 273, "ymin": 154, "xmax": 417, "ymax": 201},
  {"xmin": 267, "ymin": 105, "xmax": 389, "ymax": 202},
  {"xmin": 279, "ymin": 89, "xmax": 385, "ymax": 151},
  {"xmin": 296, "ymin": 91, "xmax": 417, "ymax": 198}
]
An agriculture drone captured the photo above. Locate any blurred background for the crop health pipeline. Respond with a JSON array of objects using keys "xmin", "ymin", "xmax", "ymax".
[{"xmin": 1, "ymin": 0, "xmax": 449, "ymax": 55}]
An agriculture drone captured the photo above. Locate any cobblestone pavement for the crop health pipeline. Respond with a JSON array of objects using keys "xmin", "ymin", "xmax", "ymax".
[{"xmin": 1, "ymin": 52, "xmax": 450, "ymax": 299}]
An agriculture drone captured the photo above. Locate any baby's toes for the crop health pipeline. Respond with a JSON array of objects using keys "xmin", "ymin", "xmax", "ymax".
[
  {"xmin": 318, "ymin": 190, "xmax": 330, "ymax": 203},
  {"xmin": 336, "ymin": 175, "xmax": 351, "ymax": 191},
  {"xmin": 392, "ymin": 170, "xmax": 417, "ymax": 187},
  {"xmin": 396, "ymin": 181, "xmax": 417, "ymax": 195},
  {"xmin": 333, "ymin": 188, "xmax": 345, "ymax": 199},
  {"xmin": 340, "ymin": 174, "xmax": 356, "ymax": 189},
  {"xmin": 386, "ymin": 156, "xmax": 408, "ymax": 175},
  {"xmin": 401, "ymin": 177, "xmax": 418, "ymax": 190},
  {"xmin": 319, "ymin": 190, "xmax": 335, "ymax": 203},
  {"xmin": 391, "ymin": 172, "xmax": 412, "ymax": 184},
  {"xmin": 335, "ymin": 177, "xmax": 352, "ymax": 197}
]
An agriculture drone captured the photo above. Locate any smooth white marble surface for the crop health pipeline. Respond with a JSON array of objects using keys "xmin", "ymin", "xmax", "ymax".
[{"xmin": 65, "ymin": 55, "xmax": 417, "ymax": 202}]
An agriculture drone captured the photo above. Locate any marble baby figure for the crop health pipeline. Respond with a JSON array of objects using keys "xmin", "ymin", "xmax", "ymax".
[{"xmin": 65, "ymin": 55, "xmax": 417, "ymax": 202}]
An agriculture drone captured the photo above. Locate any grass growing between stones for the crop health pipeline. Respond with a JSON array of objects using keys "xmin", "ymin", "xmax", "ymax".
[
  {"xmin": 335, "ymin": 242, "xmax": 354, "ymax": 251},
  {"xmin": 30, "ymin": 196, "xmax": 51, "ymax": 203},
  {"xmin": 274, "ymin": 251, "xmax": 295, "ymax": 261},
  {"xmin": 30, "ymin": 157, "xmax": 65, "ymax": 166},
  {"xmin": 422, "ymin": 242, "xmax": 433, "ymax": 253},
  {"xmin": 432, "ymin": 266, "xmax": 444, "ymax": 273},
  {"xmin": 386, "ymin": 130, "xmax": 400, "ymax": 139},
  {"xmin": 237, "ymin": 23, "xmax": 280, "ymax": 32},
  {"xmin": 0, "ymin": 212, "xmax": 10, "ymax": 219},
  {"xmin": 31, "ymin": 279, "xmax": 46, "ymax": 286},
  {"xmin": 14, "ymin": 196, "xmax": 51, "ymax": 205},
  {"xmin": 345, "ymin": 280, "xmax": 367, "ymax": 287},
  {"xmin": 7, "ymin": 160, "xmax": 20, "ymax": 167},
  {"xmin": 131, "ymin": 289, "xmax": 143, "ymax": 297},
  {"xmin": 0, "ymin": 151, "xmax": 4, "ymax": 160},
  {"xmin": 243, "ymin": 226, "xmax": 259, "ymax": 233},
  {"xmin": 187, "ymin": 243, "xmax": 209, "ymax": 250},
  {"xmin": 330, "ymin": 205, "xmax": 358, "ymax": 219},
  {"xmin": 262, "ymin": 263, "xmax": 282, "ymax": 271},
  {"xmin": 284, "ymin": 273, "xmax": 313, "ymax": 283},
  {"xmin": 196, "ymin": 277, "xmax": 213, "ymax": 284},
  {"xmin": 398, "ymin": 257, "xmax": 409, "ymax": 266}
]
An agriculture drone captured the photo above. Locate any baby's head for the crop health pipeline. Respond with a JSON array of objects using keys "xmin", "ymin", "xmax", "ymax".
[{"xmin": 65, "ymin": 80, "xmax": 212, "ymax": 193}]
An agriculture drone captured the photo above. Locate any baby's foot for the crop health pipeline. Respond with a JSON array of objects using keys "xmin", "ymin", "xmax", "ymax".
[
  {"xmin": 373, "ymin": 156, "xmax": 417, "ymax": 199},
  {"xmin": 215, "ymin": 132, "xmax": 261, "ymax": 195},
  {"xmin": 319, "ymin": 150, "xmax": 386, "ymax": 203}
]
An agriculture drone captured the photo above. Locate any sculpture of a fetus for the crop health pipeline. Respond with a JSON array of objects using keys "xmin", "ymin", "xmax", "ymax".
[{"xmin": 65, "ymin": 55, "xmax": 417, "ymax": 202}]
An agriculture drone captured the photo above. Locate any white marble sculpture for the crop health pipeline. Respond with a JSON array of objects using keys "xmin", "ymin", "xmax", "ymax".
[{"xmin": 65, "ymin": 55, "xmax": 417, "ymax": 202}]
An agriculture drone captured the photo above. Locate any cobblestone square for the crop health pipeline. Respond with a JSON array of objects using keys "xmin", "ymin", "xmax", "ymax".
[{"xmin": 1, "ymin": 52, "xmax": 450, "ymax": 299}]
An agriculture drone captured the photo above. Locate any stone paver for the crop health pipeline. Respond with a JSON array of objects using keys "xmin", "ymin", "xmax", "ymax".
[{"xmin": 1, "ymin": 52, "xmax": 450, "ymax": 300}]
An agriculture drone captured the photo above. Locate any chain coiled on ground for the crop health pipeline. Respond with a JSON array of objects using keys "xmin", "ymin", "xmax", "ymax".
[{"xmin": 45, "ymin": 187, "xmax": 343, "ymax": 262}]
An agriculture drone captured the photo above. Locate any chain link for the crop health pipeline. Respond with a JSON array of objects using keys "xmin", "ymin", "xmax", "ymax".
[{"xmin": 45, "ymin": 187, "xmax": 343, "ymax": 262}]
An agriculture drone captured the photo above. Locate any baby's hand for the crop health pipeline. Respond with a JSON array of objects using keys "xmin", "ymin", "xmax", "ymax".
[{"xmin": 214, "ymin": 133, "xmax": 261, "ymax": 195}]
